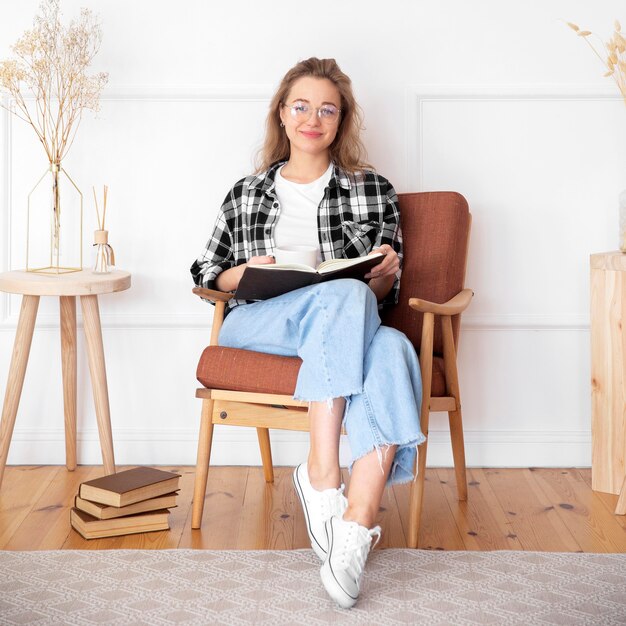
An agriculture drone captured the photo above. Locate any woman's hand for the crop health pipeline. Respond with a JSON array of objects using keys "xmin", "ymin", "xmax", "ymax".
[
  {"xmin": 215, "ymin": 255, "xmax": 276, "ymax": 292},
  {"xmin": 248, "ymin": 255, "xmax": 276, "ymax": 267},
  {"xmin": 364, "ymin": 244, "xmax": 399, "ymax": 279},
  {"xmin": 365, "ymin": 244, "xmax": 399, "ymax": 302}
]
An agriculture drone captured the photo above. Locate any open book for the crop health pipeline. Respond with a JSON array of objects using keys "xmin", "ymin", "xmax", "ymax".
[{"xmin": 234, "ymin": 252, "xmax": 385, "ymax": 300}]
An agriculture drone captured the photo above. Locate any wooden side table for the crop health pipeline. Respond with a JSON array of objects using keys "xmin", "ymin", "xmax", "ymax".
[
  {"xmin": 590, "ymin": 252, "xmax": 626, "ymax": 514},
  {"xmin": 0, "ymin": 270, "xmax": 131, "ymax": 488}
]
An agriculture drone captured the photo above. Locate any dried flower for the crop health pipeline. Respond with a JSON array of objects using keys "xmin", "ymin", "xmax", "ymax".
[
  {"xmin": 0, "ymin": 0, "xmax": 108, "ymax": 164},
  {"xmin": 568, "ymin": 20, "xmax": 626, "ymax": 104}
]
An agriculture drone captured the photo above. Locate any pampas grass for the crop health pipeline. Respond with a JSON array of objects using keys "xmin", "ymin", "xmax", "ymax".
[{"xmin": 568, "ymin": 20, "xmax": 626, "ymax": 103}]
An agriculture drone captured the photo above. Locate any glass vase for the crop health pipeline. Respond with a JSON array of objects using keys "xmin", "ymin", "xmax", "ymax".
[{"xmin": 26, "ymin": 162, "xmax": 83, "ymax": 273}]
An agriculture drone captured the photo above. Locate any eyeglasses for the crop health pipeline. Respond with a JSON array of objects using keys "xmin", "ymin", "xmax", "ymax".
[{"xmin": 282, "ymin": 100, "xmax": 341, "ymax": 124}]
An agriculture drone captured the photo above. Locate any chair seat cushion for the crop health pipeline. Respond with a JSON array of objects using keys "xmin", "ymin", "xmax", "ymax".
[{"xmin": 196, "ymin": 346, "xmax": 447, "ymax": 398}]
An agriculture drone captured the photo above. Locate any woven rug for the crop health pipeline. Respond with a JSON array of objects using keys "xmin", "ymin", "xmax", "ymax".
[{"xmin": 0, "ymin": 550, "xmax": 625, "ymax": 625}]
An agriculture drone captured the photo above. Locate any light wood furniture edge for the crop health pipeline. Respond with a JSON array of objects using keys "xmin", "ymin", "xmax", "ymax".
[
  {"xmin": 409, "ymin": 288, "xmax": 473, "ymax": 316},
  {"xmin": 0, "ymin": 269, "xmax": 131, "ymax": 296},
  {"xmin": 590, "ymin": 251, "xmax": 626, "ymax": 515},
  {"xmin": 590, "ymin": 251, "xmax": 626, "ymax": 271}
]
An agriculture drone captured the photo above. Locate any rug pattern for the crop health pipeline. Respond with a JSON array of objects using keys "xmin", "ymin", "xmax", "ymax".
[{"xmin": 0, "ymin": 549, "xmax": 625, "ymax": 625}]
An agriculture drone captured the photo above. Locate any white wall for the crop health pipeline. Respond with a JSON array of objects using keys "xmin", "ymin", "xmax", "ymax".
[{"xmin": 1, "ymin": 0, "xmax": 623, "ymax": 467}]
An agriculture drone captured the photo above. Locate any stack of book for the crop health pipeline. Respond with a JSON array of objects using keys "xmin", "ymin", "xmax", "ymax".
[{"xmin": 70, "ymin": 467, "xmax": 181, "ymax": 539}]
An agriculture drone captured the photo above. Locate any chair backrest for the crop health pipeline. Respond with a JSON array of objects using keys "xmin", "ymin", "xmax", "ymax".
[{"xmin": 380, "ymin": 192, "xmax": 471, "ymax": 356}]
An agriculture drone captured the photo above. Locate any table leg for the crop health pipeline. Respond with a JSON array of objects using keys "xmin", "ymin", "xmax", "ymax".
[
  {"xmin": 0, "ymin": 295, "xmax": 40, "ymax": 488},
  {"xmin": 80, "ymin": 294, "xmax": 116, "ymax": 475},
  {"xmin": 60, "ymin": 296, "xmax": 77, "ymax": 471}
]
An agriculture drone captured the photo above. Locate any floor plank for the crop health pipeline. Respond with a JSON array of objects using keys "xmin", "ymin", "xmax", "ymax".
[
  {"xmin": 578, "ymin": 468, "xmax": 626, "ymax": 528},
  {"xmin": 437, "ymin": 467, "xmax": 521, "ymax": 551},
  {"xmin": 3, "ymin": 465, "xmax": 625, "ymax": 552},
  {"xmin": 529, "ymin": 468, "xmax": 626, "ymax": 552},
  {"xmin": 236, "ymin": 467, "xmax": 295, "ymax": 549},
  {"xmin": 0, "ymin": 466, "xmax": 58, "ymax": 548},
  {"xmin": 393, "ymin": 470, "xmax": 466, "ymax": 550},
  {"xmin": 5, "ymin": 465, "xmax": 101, "ymax": 550},
  {"xmin": 180, "ymin": 466, "xmax": 248, "ymax": 549},
  {"xmin": 484, "ymin": 468, "xmax": 582, "ymax": 552}
]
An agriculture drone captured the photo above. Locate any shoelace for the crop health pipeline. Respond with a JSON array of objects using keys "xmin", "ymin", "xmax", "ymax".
[
  {"xmin": 318, "ymin": 484, "xmax": 347, "ymax": 521},
  {"xmin": 336, "ymin": 523, "xmax": 382, "ymax": 579}
]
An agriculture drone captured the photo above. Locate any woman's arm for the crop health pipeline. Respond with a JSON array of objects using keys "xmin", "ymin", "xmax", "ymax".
[
  {"xmin": 368, "ymin": 273, "xmax": 396, "ymax": 302},
  {"xmin": 192, "ymin": 183, "xmax": 275, "ymax": 293},
  {"xmin": 215, "ymin": 256, "xmax": 275, "ymax": 291},
  {"xmin": 363, "ymin": 179, "xmax": 403, "ymax": 304},
  {"xmin": 191, "ymin": 207, "xmax": 235, "ymax": 291}
]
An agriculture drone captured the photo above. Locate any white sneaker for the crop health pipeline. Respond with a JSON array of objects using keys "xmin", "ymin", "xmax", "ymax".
[
  {"xmin": 320, "ymin": 515, "xmax": 381, "ymax": 609},
  {"xmin": 293, "ymin": 463, "xmax": 348, "ymax": 561}
]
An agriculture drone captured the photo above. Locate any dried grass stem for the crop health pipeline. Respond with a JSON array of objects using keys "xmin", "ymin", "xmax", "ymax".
[
  {"xmin": 569, "ymin": 19, "xmax": 626, "ymax": 105},
  {"xmin": 0, "ymin": 0, "xmax": 108, "ymax": 164}
]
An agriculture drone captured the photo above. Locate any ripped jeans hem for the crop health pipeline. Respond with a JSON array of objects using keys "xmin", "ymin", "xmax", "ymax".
[
  {"xmin": 293, "ymin": 388, "xmax": 363, "ymax": 407},
  {"xmin": 348, "ymin": 434, "xmax": 427, "ymax": 487}
]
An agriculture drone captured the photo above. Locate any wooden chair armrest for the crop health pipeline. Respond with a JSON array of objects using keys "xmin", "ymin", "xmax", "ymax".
[
  {"xmin": 192, "ymin": 287, "xmax": 232, "ymax": 345},
  {"xmin": 192, "ymin": 287, "xmax": 234, "ymax": 303},
  {"xmin": 409, "ymin": 288, "xmax": 474, "ymax": 316}
]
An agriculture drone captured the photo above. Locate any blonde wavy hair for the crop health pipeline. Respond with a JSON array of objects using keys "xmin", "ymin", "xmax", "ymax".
[{"xmin": 255, "ymin": 57, "xmax": 373, "ymax": 174}]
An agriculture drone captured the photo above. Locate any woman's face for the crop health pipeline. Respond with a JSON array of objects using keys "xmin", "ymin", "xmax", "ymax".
[{"xmin": 279, "ymin": 76, "xmax": 341, "ymax": 159}]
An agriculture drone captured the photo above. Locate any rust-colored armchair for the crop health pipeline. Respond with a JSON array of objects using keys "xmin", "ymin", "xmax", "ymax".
[{"xmin": 191, "ymin": 191, "xmax": 473, "ymax": 548}]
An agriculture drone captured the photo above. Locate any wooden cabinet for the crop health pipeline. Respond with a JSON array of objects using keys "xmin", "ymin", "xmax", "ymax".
[{"xmin": 590, "ymin": 252, "xmax": 626, "ymax": 513}]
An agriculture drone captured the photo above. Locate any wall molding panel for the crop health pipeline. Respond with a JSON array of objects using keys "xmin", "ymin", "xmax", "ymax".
[
  {"xmin": 407, "ymin": 84, "xmax": 620, "ymax": 191},
  {"xmin": 5, "ymin": 426, "xmax": 591, "ymax": 468}
]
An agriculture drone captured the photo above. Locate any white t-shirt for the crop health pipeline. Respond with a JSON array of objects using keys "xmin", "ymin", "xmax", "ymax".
[{"xmin": 273, "ymin": 163, "xmax": 333, "ymax": 265}]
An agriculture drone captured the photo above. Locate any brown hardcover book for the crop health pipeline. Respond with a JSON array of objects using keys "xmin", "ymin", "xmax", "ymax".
[
  {"xmin": 78, "ymin": 467, "xmax": 181, "ymax": 507},
  {"xmin": 234, "ymin": 252, "xmax": 386, "ymax": 300},
  {"xmin": 70, "ymin": 507, "xmax": 170, "ymax": 539},
  {"xmin": 74, "ymin": 492, "xmax": 179, "ymax": 520}
]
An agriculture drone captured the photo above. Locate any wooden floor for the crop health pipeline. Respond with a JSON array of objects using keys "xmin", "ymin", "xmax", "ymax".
[{"xmin": 0, "ymin": 465, "xmax": 625, "ymax": 552}]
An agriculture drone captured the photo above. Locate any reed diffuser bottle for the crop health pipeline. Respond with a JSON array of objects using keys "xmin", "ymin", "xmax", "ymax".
[{"xmin": 92, "ymin": 185, "xmax": 115, "ymax": 273}]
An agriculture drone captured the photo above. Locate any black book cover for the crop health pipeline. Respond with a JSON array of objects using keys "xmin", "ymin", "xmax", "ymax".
[{"xmin": 234, "ymin": 254, "xmax": 385, "ymax": 301}]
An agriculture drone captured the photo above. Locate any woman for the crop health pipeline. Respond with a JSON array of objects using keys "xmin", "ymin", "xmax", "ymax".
[{"xmin": 191, "ymin": 57, "xmax": 424, "ymax": 609}]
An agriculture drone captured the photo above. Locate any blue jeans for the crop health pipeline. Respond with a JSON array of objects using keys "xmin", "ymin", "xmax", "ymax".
[{"xmin": 218, "ymin": 279, "xmax": 425, "ymax": 485}]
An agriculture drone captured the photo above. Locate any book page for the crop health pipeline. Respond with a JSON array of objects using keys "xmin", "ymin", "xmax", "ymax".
[
  {"xmin": 317, "ymin": 252, "xmax": 384, "ymax": 274},
  {"xmin": 253, "ymin": 263, "xmax": 316, "ymax": 273}
]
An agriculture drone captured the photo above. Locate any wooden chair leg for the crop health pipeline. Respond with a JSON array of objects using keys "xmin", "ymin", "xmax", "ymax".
[
  {"xmin": 192, "ymin": 398, "xmax": 215, "ymax": 529},
  {"xmin": 408, "ymin": 311, "xmax": 434, "ymax": 548},
  {"xmin": 256, "ymin": 427, "xmax": 274, "ymax": 483},
  {"xmin": 408, "ymin": 432, "xmax": 428, "ymax": 548},
  {"xmin": 449, "ymin": 406, "xmax": 468, "ymax": 501},
  {"xmin": 442, "ymin": 315, "xmax": 468, "ymax": 502}
]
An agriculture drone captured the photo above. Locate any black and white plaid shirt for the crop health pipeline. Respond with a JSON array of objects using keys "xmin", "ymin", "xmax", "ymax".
[{"xmin": 190, "ymin": 161, "xmax": 403, "ymax": 312}]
